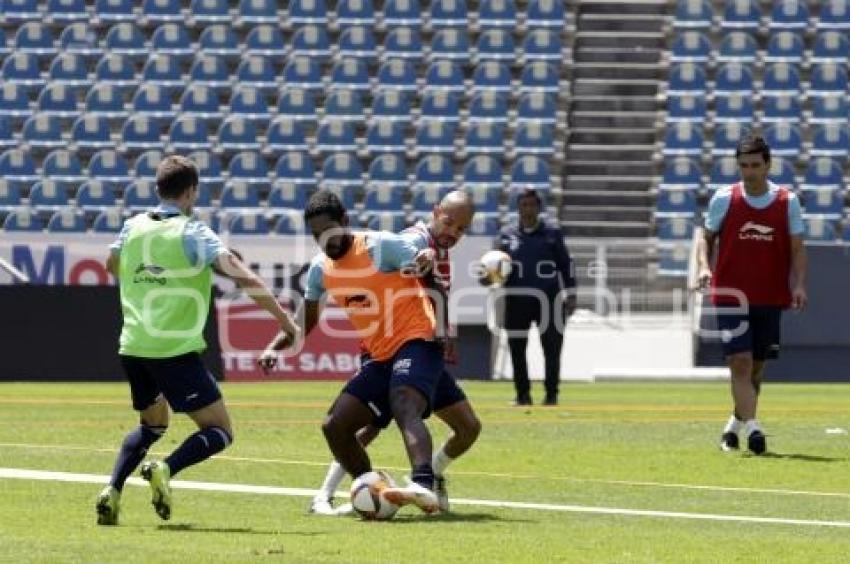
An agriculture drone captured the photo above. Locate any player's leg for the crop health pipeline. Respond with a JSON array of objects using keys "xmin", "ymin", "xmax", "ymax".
[
  {"xmin": 432, "ymin": 386, "xmax": 482, "ymax": 512},
  {"xmin": 322, "ymin": 393, "xmax": 380, "ymax": 479},
  {"xmin": 540, "ymin": 299, "xmax": 565, "ymax": 406},
  {"xmin": 311, "ymin": 424, "xmax": 381, "ymax": 515},
  {"xmin": 743, "ymin": 307, "xmax": 782, "ymax": 454},
  {"xmin": 716, "ymin": 310, "xmax": 754, "ymax": 451},
  {"xmin": 505, "ymin": 296, "xmax": 534, "ymax": 406}
]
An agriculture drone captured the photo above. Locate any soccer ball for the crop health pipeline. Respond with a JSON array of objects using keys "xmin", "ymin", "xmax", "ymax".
[
  {"xmin": 479, "ymin": 250, "xmax": 513, "ymax": 285},
  {"xmin": 350, "ymin": 470, "xmax": 399, "ymax": 520}
]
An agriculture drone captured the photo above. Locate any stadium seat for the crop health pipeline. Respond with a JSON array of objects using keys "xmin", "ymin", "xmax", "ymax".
[
  {"xmin": 288, "ymin": 0, "xmax": 328, "ymax": 26},
  {"xmin": 245, "ymin": 25, "xmax": 287, "ymax": 58},
  {"xmin": 656, "ymin": 215, "xmax": 694, "ymax": 240},
  {"xmin": 371, "ymin": 90, "xmax": 412, "ymax": 123},
  {"xmin": 712, "ymin": 121, "xmax": 751, "ymax": 156},
  {"xmin": 37, "ymin": 83, "xmax": 79, "ymax": 118},
  {"xmin": 363, "ymin": 185, "xmax": 405, "ymax": 211},
  {"xmin": 122, "ymin": 115, "xmax": 162, "ymax": 151},
  {"xmin": 236, "ymin": 55, "xmax": 280, "ymax": 94},
  {"xmin": 670, "ymin": 31, "xmax": 710, "ymax": 62},
  {"xmin": 323, "ymin": 183, "xmax": 358, "ymax": 208},
  {"xmin": 465, "ymin": 184, "xmax": 501, "ymax": 212},
  {"xmin": 762, "ymin": 94, "xmax": 801, "ymax": 123},
  {"xmin": 188, "ymin": 150, "xmax": 225, "ymax": 193},
  {"xmin": 72, "ymin": 114, "xmax": 113, "ymax": 150},
  {"xmin": 4, "ymin": 209, "xmax": 44, "ymax": 232},
  {"xmin": 365, "ymin": 121, "xmax": 408, "ymax": 155},
  {"xmin": 810, "ymin": 63, "xmax": 849, "ymax": 95},
  {"xmin": 277, "ymin": 88, "xmax": 318, "ymax": 126},
  {"xmin": 812, "ymin": 31, "xmax": 850, "ymax": 63},
  {"xmin": 321, "ymin": 152, "xmax": 363, "ymax": 187},
  {"xmin": 420, "ymin": 91, "xmax": 461, "ymax": 124},
  {"xmin": 143, "ymin": 0, "xmax": 183, "ymax": 23},
  {"xmin": 193, "ymin": 207, "xmax": 219, "ymax": 231},
  {"xmin": 95, "ymin": 53, "xmax": 138, "ymax": 90},
  {"xmin": 411, "ymin": 184, "xmax": 453, "ymax": 211},
  {"xmin": 510, "ymin": 155, "xmax": 551, "ymax": 191},
  {"xmin": 762, "ymin": 62, "xmax": 801, "ymax": 96},
  {"xmin": 228, "ymin": 212, "xmax": 269, "ymax": 234},
  {"xmin": 764, "ymin": 123, "xmax": 802, "ymax": 157},
  {"xmin": 382, "ymin": 0, "xmax": 423, "ymax": 29},
  {"xmin": 430, "ymin": 0, "xmax": 468, "ymax": 28},
  {"xmin": 273, "ymin": 209, "xmax": 305, "ymax": 234},
  {"xmin": 0, "ymin": 117, "xmax": 13, "ymax": 149},
  {"xmin": 764, "ymin": 31, "xmax": 805, "ymax": 63},
  {"xmin": 802, "ymin": 186, "xmax": 843, "ymax": 216},
  {"xmin": 714, "ymin": 63, "xmax": 754, "ymax": 95},
  {"xmin": 180, "ymin": 83, "xmax": 224, "ymax": 120},
  {"xmin": 475, "ymin": 30, "xmax": 516, "ymax": 63},
  {"xmin": 228, "ymin": 151, "xmax": 270, "ymax": 185},
  {"xmin": 2, "ymin": 52, "xmax": 45, "ymax": 89},
  {"xmin": 667, "ymin": 62, "xmax": 706, "ymax": 94},
  {"xmin": 667, "ymin": 93, "xmax": 706, "ymax": 123},
  {"xmin": 284, "ymin": 56, "xmax": 326, "ymax": 92},
  {"xmin": 141, "ymin": 55, "xmax": 183, "ymax": 90},
  {"xmin": 429, "ymin": 28, "xmax": 470, "ymax": 64},
  {"xmin": 803, "ymin": 215, "xmax": 840, "ymax": 241},
  {"xmin": 425, "ymin": 61, "xmax": 466, "ymax": 94},
  {"xmin": 14, "ymin": 22, "xmax": 57, "ymax": 59},
  {"xmin": 716, "ymin": 32, "xmax": 757, "ymax": 63},
  {"xmin": 707, "ymin": 156, "xmax": 738, "ymax": 192},
  {"xmin": 266, "ymin": 117, "xmax": 309, "ymax": 153},
  {"xmin": 198, "ymin": 25, "xmax": 241, "ymax": 59},
  {"xmin": 413, "ymin": 155, "xmax": 455, "ymax": 191},
  {"xmin": 468, "ymin": 91, "xmax": 508, "ymax": 125},
  {"xmin": 85, "ymin": 83, "xmax": 128, "ymax": 119},
  {"xmin": 324, "ymin": 89, "xmax": 365, "ymax": 124},
  {"xmin": 190, "ymin": 0, "xmax": 230, "ymax": 23},
  {"xmin": 2, "ymin": 0, "xmax": 41, "ymax": 24},
  {"xmin": 516, "ymin": 92, "xmax": 557, "ymax": 125},
  {"xmin": 721, "ymin": 0, "xmax": 761, "ymax": 31},
  {"xmin": 168, "ymin": 115, "xmax": 213, "ymax": 151},
  {"xmin": 93, "ymin": 208, "xmax": 125, "ymax": 232},
  {"xmin": 0, "ymin": 179, "xmax": 22, "ymax": 210},
  {"xmin": 811, "ymin": 124, "xmax": 850, "ymax": 159},
  {"xmin": 656, "ymin": 188, "xmax": 697, "ymax": 215},
  {"xmin": 269, "ymin": 182, "xmax": 310, "ymax": 211},
  {"xmin": 94, "ymin": 0, "xmax": 135, "ymax": 23},
  {"xmin": 220, "ymin": 182, "xmax": 261, "ymax": 209},
  {"xmin": 230, "ymin": 85, "xmax": 272, "ymax": 123},
  {"xmin": 104, "ymin": 23, "xmax": 147, "ymax": 60},
  {"xmin": 768, "ymin": 157, "xmax": 796, "ymax": 188},
  {"xmin": 47, "ymin": 209, "xmax": 86, "ymax": 232},
  {"xmin": 663, "ymin": 122, "xmax": 703, "ymax": 156},
  {"xmin": 518, "ymin": 61, "xmax": 559, "ymax": 93},
  {"xmin": 23, "ymin": 113, "xmax": 65, "ymax": 154},
  {"xmin": 363, "ymin": 211, "xmax": 406, "ymax": 231},
  {"xmin": 464, "ymin": 122, "xmax": 505, "ymax": 155},
  {"xmin": 77, "ymin": 180, "xmax": 117, "ymax": 211},
  {"xmin": 526, "ymin": 0, "xmax": 566, "ymax": 29},
  {"xmin": 0, "ymin": 83, "xmax": 31, "ymax": 120},
  {"xmin": 134, "ymin": 150, "xmax": 162, "ymax": 179},
  {"xmin": 673, "ymin": 0, "xmax": 712, "ymax": 29},
  {"xmin": 514, "ymin": 123, "xmax": 554, "ymax": 157},
  {"xmin": 316, "ymin": 121, "xmax": 359, "ymax": 154},
  {"xmin": 415, "ymin": 121, "xmax": 457, "ymax": 154},
  {"xmin": 477, "ymin": 0, "xmax": 516, "ymax": 30},
  {"xmin": 237, "ymin": 0, "xmax": 279, "ymax": 24},
  {"xmin": 30, "ymin": 179, "xmax": 70, "ymax": 210},
  {"xmin": 819, "ymin": 0, "xmax": 850, "ymax": 30},
  {"xmin": 522, "ymin": 29, "xmax": 562, "ymax": 62},
  {"xmin": 367, "ymin": 153, "xmax": 408, "ymax": 189},
  {"xmin": 89, "ymin": 149, "xmax": 131, "ymax": 185},
  {"xmin": 467, "ymin": 212, "xmax": 500, "ymax": 236},
  {"xmin": 337, "ymin": 26, "xmax": 378, "ymax": 64},
  {"xmin": 291, "ymin": 25, "xmax": 331, "ymax": 63},
  {"xmin": 0, "ymin": 149, "xmax": 38, "ymax": 182},
  {"xmin": 463, "ymin": 155, "xmax": 502, "ymax": 189},
  {"xmin": 131, "ymin": 83, "xmax": 176, "ymax": 123},
  {"xmin": 47, "ymin": 0, "xmax": 88, "ymax": 23},
  {"xmin": 660, "ymin": 157, "xmax": 701, "ymax": 190},
  {"xmin": 275, "ymin": 151, "xmax": 316, "ymax": 186},
  {"xmin": 218, "ymin": 116, "xmax": 263, "ymax": 152},
  {"xmin": 190, "ymin": 54, "xmax": 233, "ymax": 92},
  {"xmin": 811, "ymin": 95, "xmax": 848, "ymax": 123},
  {"xmin": 47, "ymin": 53, "xmax": 90, "ymax": 91},
  {"xmin": 383, "ymin": 27, "xmax": 424, "ymax": 64},
  {"xmin": 769, "ymin": 0, "xmax": 808, "ymax": 30},
  {"xmin": 376, "ymin": 60, "xmax": 418, "ymax": 93},
  {"xmin": 336, "ymin": 0, "xmax": 376, "ymax": 28},
  {"xmin": 657, "ymin": 242, "xmax": 690, "ymax": 276}
]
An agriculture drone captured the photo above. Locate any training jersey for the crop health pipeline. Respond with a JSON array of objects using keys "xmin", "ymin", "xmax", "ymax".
[
  {"xmin": 305, "ymin": 232, "xmax": 437, "ymax": 361},
  {"xmin": 401, "ymin": 222, "xmax": 451, "ymax": 293}
]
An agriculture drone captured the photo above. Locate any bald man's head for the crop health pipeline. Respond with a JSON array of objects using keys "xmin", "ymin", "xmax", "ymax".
[{"xmin": 430, "ymin": 190, "xmax": 475, "ymax": 249}]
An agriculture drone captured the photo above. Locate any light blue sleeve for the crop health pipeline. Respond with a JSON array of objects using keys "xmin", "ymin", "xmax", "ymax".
[
  {"xmin": 704, "ymin": 189, "xmax": 732, "ymax": 233},
  {"xmin": 787, "ymin": 192, "xmax": 804, "ymax": 236},
  {"xmin": 304, "ymin": 254, "xmax": 326, "ymax": 301},
  {"xmin": 398, "ymin": 229, "xmax": 431, "ymax": 252},
  {"xmin": 183, "ymin": 220, "xmax": 228, "ymax": 267},
  {"xmin": 108, "ymin": 219, "xmax": 132, "ymax": 255},
  {"xmin": 368, "ymin": 232, "xmax": 420, "ymax": 272}
]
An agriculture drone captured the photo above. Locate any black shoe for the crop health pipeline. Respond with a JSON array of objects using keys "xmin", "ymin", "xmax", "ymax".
[
  {"xmin": 543, "ymin": 395, "xmax": 557, "ymax": 406},
  {"xmin": 747, "ymin": 430, "xmax": 766, "ymax": 455},
  {"xmin": 719, "ymin": 431, "xmax": 739, "ymax": 451},
  {"xmin": 512, "ymin": 395, "xmax": 532, "ymax": 406}
]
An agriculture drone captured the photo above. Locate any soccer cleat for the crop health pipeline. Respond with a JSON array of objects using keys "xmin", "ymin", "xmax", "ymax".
[
  {"xmin": 543, "ymin": 395, "xmax": 558, "ymax": 406},
  {"xmin": 434, "ymin": 475, "xmax": 449, "ymax": 513},
  {"xmin": 308, "ymin": 497, "xmax": 355, "ymax": 516},
  {"xmin": 747, "ymin": 430, "xmax": 766, "ymax": 455},
  {"xmin": 140, "ymin": 460, "xmax": 172, "ymax": 520},
  {"xmin": 382, "ymin": 478, "xmax": 440, "ymax": 514},
  {"xmin": 95, "ymin": 485, "xmax": 120, "ymax": 526},
  {"xmin": 333, "ymin": 502, "xmax": 354, "ymax": 516},
  {"xmin": 512, "ymin": 395, "xmax": 533, "ymax": 407},
  {"xmin": 719, "ymin": 432, "xmax": 739, "ymax": 452}
]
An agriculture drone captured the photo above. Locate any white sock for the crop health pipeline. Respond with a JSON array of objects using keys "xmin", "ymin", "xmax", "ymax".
[
  {"xmin": 722, "ymin": 414, "xmax": 743, "ymax": 435},
  {"xmin": 432, "ymin": 447, "xmax": 454, "ymax": 477},
  {"xmin": 316, "ymin": 461, "xmax": 346, "ymax": 501},
  {"xmin": 744, "ymin": 419, "xmax": 762, "ymax": 436}
]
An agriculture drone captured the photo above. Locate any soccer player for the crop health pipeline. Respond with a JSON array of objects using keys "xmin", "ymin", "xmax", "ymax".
[
  {"xmin": 288, "ymin": 191, "xmax": 481, "ymax": 515},
  {"xmin": 95, "ymin": 156, "xmax": 298, "ymax": 525},
  {"xmin": 696, "ymin": 134, "xmax": 807, "ymax": 455},
  {"xmin": 260, "ymin": 190, "xmax": 450, "ymax": 514}
]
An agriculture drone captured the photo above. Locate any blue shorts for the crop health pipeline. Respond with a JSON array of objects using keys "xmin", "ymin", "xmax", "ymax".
[
  {"xmin": 120, "ymin": 352, "xmax": 222, "ymax": 413},
  {"xmin": 716, "ymin": 306, "xmax": 783, "ymax": 361},
  {"xmin": 343, "ymin": 340, "xmax": 444, "ymax": 429}
]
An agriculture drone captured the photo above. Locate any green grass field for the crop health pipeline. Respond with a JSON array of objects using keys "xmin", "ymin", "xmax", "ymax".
[{"xmin": 2, "ymin": 380, "xmax": 850, "ymax": 563}]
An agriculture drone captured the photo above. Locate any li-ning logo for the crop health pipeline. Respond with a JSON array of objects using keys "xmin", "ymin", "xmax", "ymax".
[
  {"xmin": 392, "ymin": 358, "xmax": 412, "ymax": 375},
  {"xmin": 739, "ymin": 221, "xmax": 774, "ymax": 242},
  {"xmin": 344, "ymin": 294, "xmax": 372, "ymax": 309},
  {"xmin": 133, "ymin": 263, "xmax": 167, "ymax": 285}
]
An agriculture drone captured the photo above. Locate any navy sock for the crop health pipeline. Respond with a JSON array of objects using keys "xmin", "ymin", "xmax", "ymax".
[
  {"xmin": 164, "ymin": 427, "xmax": 232, "ymax": 477},
  {"xmin": 109, "ymin": 425, "xmax": 165, "ymax": 492},
  {"xmin": 411, "ymin": 463, "xmax": 435, "ymax": 490}
]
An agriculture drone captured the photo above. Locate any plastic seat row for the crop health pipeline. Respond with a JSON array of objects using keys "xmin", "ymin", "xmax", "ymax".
[
  {"xmin": 669, "ymin": 62, "xmax": 850, "ymax": 95},
  {"xmin": 674, "ymin": 0, "xmax": 849, "ymax": 31},
  {"xmin": 667, "ymin": 92, "xmax": 850, "ymax": 124},
  {"xmin": 671, "ymin": 29, "xmax": 850, "ymax": 64}
]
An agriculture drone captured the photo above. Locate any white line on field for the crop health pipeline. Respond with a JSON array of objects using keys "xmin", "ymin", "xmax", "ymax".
[{"xmin": 1, "ymin": 467, "xmax": 849, "ymax": 529}]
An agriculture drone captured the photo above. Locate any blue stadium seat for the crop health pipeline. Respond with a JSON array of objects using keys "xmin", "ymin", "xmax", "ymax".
[
  {"xmin": 411, "ymin": 184, "xmax": 452, "ymax": 211},
  {"xmin": 58, "ymin": 24, "xmax": 102, "ymax": 60},
  {"xmin": 190, "ymin": 0, "xmax": 230, "ymax": 24},
  {"xmin": 228, "ymin": 151, "xmax": 270, "ymax": 185},
  {"xmin": 47, "ymin": 209, "xmax": 86, "ymax": 232},
  {"xmin": 415, "ymin": 121, "xmax": 457, "ymax": 154},
  {"xmin": 0, "ymin": 117, "xmax": 13, "ymax": 149},
  {"xmin": 656, "ymin": 215, "xmax": 694, "ymax": 240},
  {"xmin": 768, "ymin": 156, "xmax": 796, "ymax": 188},
  {"xmin": 89, "ymin": 149, "xmax": 131, "ymax": 185},
  {"xmin": 811, "ymin": 94, "xmax": 848, "ymax": 123},
  {"xmin": 218, "ymin": 117, "xmax": 262, "ymax": 152},
  {"xmin": 269, "ymin": 183, "xmax": 310, "ymax": 211},
  {"xmin": 714, "ymin": 93, "xmax": 754, "ymax": 123},
  {"xmin": 463, "ymin": 155, "xmax": 502, "ymax": 188},
  {"xmin": 322, "ymin": 183, "xmax": 358, "ymax": 208},
  {"xmin": 47, "ymin": 0, "xmax": 88, "ymax": 23},
  {"xmin": 324, "ymin": 89, "xmax": 365, "ymax": 123},
  {"xmin": 810, "ymin": 63, "xmax": 849, "ymax": 95},
  {"xmin": 0, "ymin": 29, "xmax": 10, "ymax": 58},
  {"xmin": 468, "ymin": 91, "xmax": 508, "ymax": 124},
  {"xmin": 236, "ymin": 56, "xmax": 279, "ymax": 94},
  {"xmin": 122, "ymin": 115, "xmax": 162, "ymax": 151},
  {"xmin": 762, "ymin": 62, "xmax": 801, "ymax": 96},
  {"xmin": 366, "ymin": 120, "xmax": 408, "ymax": 154},
  {"xmin": 132, "ymin": 83, "xmax": 176, "ymax": 123},
  {"xmin": 143, "ymin": 0, "xmax": 183, "ymax": 23},
  {"xmin": 413, "ymin": 155, "xmax": 454, "ymax": 191},
  {"xmin": 657, "ymin": 242, "xmax": 690, "ymax": 276},
  {"xmin": 429, "ymin": 28, "xmax": 470, "ymax": 64},
  {"xmin": 30, "ymin": 179, "xmax": 70, "ymax": 210},
  {"xmin": 93, "ymin": 208, "xmax": 125, "ymax": 232},
  {"xmin": 85, "ymin": 83, "xmax": 128, "ymax": 119},
  {"xmin": 316, "ymin": 121, "xmax": 358, "ymax": 153},
  {"xmin": 371, "ymin": 90, "xmax": 412, "ymax": 123},
  {"xmin": 673, "ymin": 0, "xmax": 712, "ymax": 29},
  {"xmin": 518, "ymin": 61, "xmax": 559, "ymax": 93},
  {"xmin": 337, "ymin": 26, "xmax": 378, "ymax": 64},
  {"xmin": 0, "ymin": 83, "xmax": 31, "ymax": 120},
  {"xmin": 802, "ymin": 157, "xmax": 843, "ymax": 189},
  {"xmin": 220, "ymin": 182, "xmax": 261, "ymax": 209},
  {"xmin": 169, "ymin": 115, "xmax": 213, "ymax": 151},
  {"xmin": 769, "ymin": 0, "xmax": 808, "ymax": 30},
  {"xmin": 291, "ymin": 25, "xmax": 331, "ymax": 63},
  {"xmin": 764, "ymin": 123, "xmax": 802, "ymax": 157},
  {"xmin": 475, "ymin": 29, "xmax": 515, "ymax": 62},
  {"xmin": 288, "ymin": 0, "xmax": 328, "ymax": 26},
  {"xmin": 198, "ymin": 25, "xmax": 241, "ymax": 59},
  {"xmin": 77, "ymin": 180, "xmax": 116, "ymax": 212},
  {"xmin": 266, "ymin": 117, "xmax": 309, "ymax": 153},
  {"xmin": 0, "ymin": 149, "xmax": 38, "ymax": 183},
  {"xmin": 0, "ymin": 179, "xmax": 22, "ymax": 209},
  {"xmin": 662, "ymin": 122, "xmax": 703, "ymax": 156},
  {"xmin": 466, "ymin": 184, "xmax": 501, "ymax": 212},
  {"xmin": 72, "ymin": 114, "xmax": 112, "ymax": 150},
  {"xmin": 37, "ymin": 83, "xmax": 79, "ymax": 118},
  {"xmin": 48, "ymin": 53, "xmax": 91, "ymax": 90},
  {"xmin": 819, "ymin": 0, "xmax": 850, "ymax": 30},
  {"xmin": 526, "ymin": 0, "xmax": 566, "ymax": 29},
  {"xmin": 811, "ymin": 124, "xmax": 850, "ymax": 159},
  {"xmin": 656, "ymin": 188, "xmax": 697, "ymax": 215},
  {"xmin": 237, "ymin": 0, "xmax": 279, "ymax": 24},
  {"xmin": 671, "ymin": 31, "xmax": 711, "ymax": 62},
  {"xmin": 464, "ymin": 122, "xmax": 504, "ymax": 155},
  {"xmin": 284, "ymin": 56, "xmax": 326, "ymax": 92},
  {"xmin": 424, "ymin": 61, "xmax": 466, "ymax": 94},
  {"xmin": 762, "ymin": 94, "xmax": 801, "ymax": 123},
  {"xmin": 2, "ymin": 52, "xmax": 45, "ymax": 89},
  {"xmin": 812, "ymin": 31, "xmax": 850, "ymax": 62},
  {"xmin": 367, "ymin": 153, "xmax": 408, "ymax": 189},
  {"xmin": 802, "ymin": 187, "xmax": 843, "ymax": 216},
  {"xmin": 764, "ymin": 31, "xmax": 805, "ymax": 63},
  {"xmin": 510, "ymin": 155, "xmax": 550, "ymax": 191},
  {"xmin": 230, "ymin": 85, "xmax": 272, "ymax": 123},
  {"xmin": 430, "ymin": 0, "xmax": 468, "ymax": 28},
  {"xmin": 803, "ymin": 215, "xmax": 840, "ymax": 241},
  {"xmin": 516, "ymin": 92, "xmax": 557, "ymax": 125},
  {"xmin": 14, "ymin": 22, "xmax": 57, "ymax": 58},
  {"xmin": 716, "ymin": 32, "xmax": 757, "ymax": 63},
  {"xmin": 421, "ymin": 90, "xmax": 460, "ymax": 123},
  {"xmin": 707, "ymin": 156, "xmax": 738, "ymax": 192},
  {"xmin": 513, "ymin": 122, "xmax": 554, "ymax": 157},
  {"xmin": 4, "ymin": 209, "xmax": 44, "ymax": 232},
  {"xmin": 667, "ymin": 62, "xmax": 706, "ymax": 94},
  {"xmin": 188, "ymin": 150, "xmax": 225, "ymax": 193},
  {"xmin": 383, "ymin": 27, "xmax": 424, "ymax": 64},
  {"xmin": 364, "ymin": 211, "xmax": 406, "ymax": 231},
  {"xmin": 22, "ymin": 113, "xmax": 64, "ymax": 150},
  {"xmin": 180, "ymin": 83, "xmax": 223, "ymax": 120},
  {"xmin": 245, "ymin": 25, "xmax": 287, "ymax": 58},
  {"xmin": 336, "ymin": 0, "xmax": 376, "ymax": 29},
  {"xmin": 193, "ymin": 207, "xmax": 219, "ymax": 231},
  {"xmin": 95, "ymin": 0, "xmax": 135, "ymax": 23},
  {"xmin": 468, "ymin": 212, "xmax": 500, "ymax": 236},
  {"xmin": 273, "ymin": 209, "xmax": 305, "ymax": 234},
  {"xmin": 274, "ymin": 151, "xmax": 316, "ymax": 186},
  {"xmin": 363, "ymin": 185, "xmax": 405, "ymax": 211},
  {"xmin": 521, "ymin": 29, "xmax": 562, "ymax": 62},
  {"xmin": 104, "ymin": 23, "xmax": 147, "ymax": 60},
  {"xmin": 142, "ymin": 54, "xmax": 183, "ymax": 90},
  {"xmin": 277, "ymin": 87, "xmax": 318, "ymax": 125},
  {"xmin": 321, "ymin": 153, "xmax": 363, "ymax": 187},
  {"xmin": 714, "ymin": 63, "xmax": 754, "ymax": 95},
  {"xmin": 382, "ymin": 0, "xmax": 423, "ymax": 29},
  {"xmin": 190, "ymin": 54, "xmax": 233, "ymax": 92},
  {"xmin": 3, "ymin": 0, "xmax": 40, "ymax": 22},
  {"xmin": 134, "ymin": 150, "xmax": 162, "ymax": 179},
  {"xmin": 95, "ymin": 53, "xmax": 138, "ymax": 90},
  {"xmin": 228, "ymin": 212, "xmax": 269, "ymax": 234},
  {"xmin": 721, "ymin": 0, "xmax": 761, "ymax": 31},
  {"xmin": 477, "ymin": 0, "xmax": 516, "ymax": 30},
  {"xmin": 660, "ymin": 157, "xmax": 701, "ymax": 190},
  {"xmin": 376, "ymin": 59, "xmax": 418, "ymax": 93},
  {"xmin": 667, "ymin": 93, "xmax": 706, "ymax": 122}
]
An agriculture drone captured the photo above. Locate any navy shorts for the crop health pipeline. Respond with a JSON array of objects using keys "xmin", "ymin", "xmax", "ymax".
[
  {"xmin": 432, "ymin": 369, "xmax": 467, "ymax": 412},
  {"xmin": 343, "ymin": 340, "xmax": 444, "ymax": 429},
  {"xmin": 716, "ymin": 306, "xmax": 783, "ymax": 361},
  {"xmin": 120, "ymin": 352, "xmax": 222, "ymax": 413}
]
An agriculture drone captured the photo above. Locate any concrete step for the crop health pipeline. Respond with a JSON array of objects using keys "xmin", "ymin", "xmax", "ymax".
[
  {"xmin": 562, "ymin": 190, "xmax": 655, "ymax": 206},
  {"xmin": 562, "ymin": 220, "xmax": 653, "ymax": 238},
  {"xmin": 567, "ymin": 145, "xmax": 656, "ymax": 161},
  {"xmin": 565, "ymin": 174, "xmax": 653, "ymax": 189},
  {"xmin": 573, "ymin": 79, "xmax": 661, "ymax": 96},
  {"xmin": 571, "ymin": 62, "xmax": 668, "ymax": 80},
  {"xmin": 570, "ymin": 111, "xmax": 659, "ymax": 129},
  {"xmin": 562, "ymin": 205, "xmax": 653, "ymax": 223},
  {"xmin": 564, "ymin": 159, "xmax": 656, "ymax": 176},
  {"xmin": 569, "ymin": 128, "xmax": 657, "ymax": 145},
  {"xmin": 574, "ymin": 47, "xmax": 663, "ymax": 64},
  {"xmin": 578, "ymin": 14, "xmax": 665, "ymax": 33},
  {"xmin": 580, "ymin": 0, "xmax": 670, "ymax": 16},
  {"xmin": 574, "ymin": 31, "xmax": 667, "ymax": 50},
  {"xmin": 570, "ymin": 95, "xmax": 659, "ymax": 112}
]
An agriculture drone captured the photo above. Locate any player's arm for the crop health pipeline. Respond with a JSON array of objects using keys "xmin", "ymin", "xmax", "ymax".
[
  {"xmin": 696, "ymin": 229, "xmax": 717, "ymax": 290},
  {"xmin": 790, "ymin": 235, "xmax": 807, "ymax": 310},
  {"xmin": 105, "ymin": 253, "xmax": 119, "ymax": 278}
]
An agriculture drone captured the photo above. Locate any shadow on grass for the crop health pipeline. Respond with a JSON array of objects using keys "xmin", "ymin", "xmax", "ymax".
[
  {"xmin": 387, "ymin": 512, "xmax": 527, "ymax": 524},
  {"xmin": 157, "ymin": 523, "xmax": 324, "ymax": 536},
  {"xmin": 754, "ymin": 452, "xmax": 845, "ymax": 463}
]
